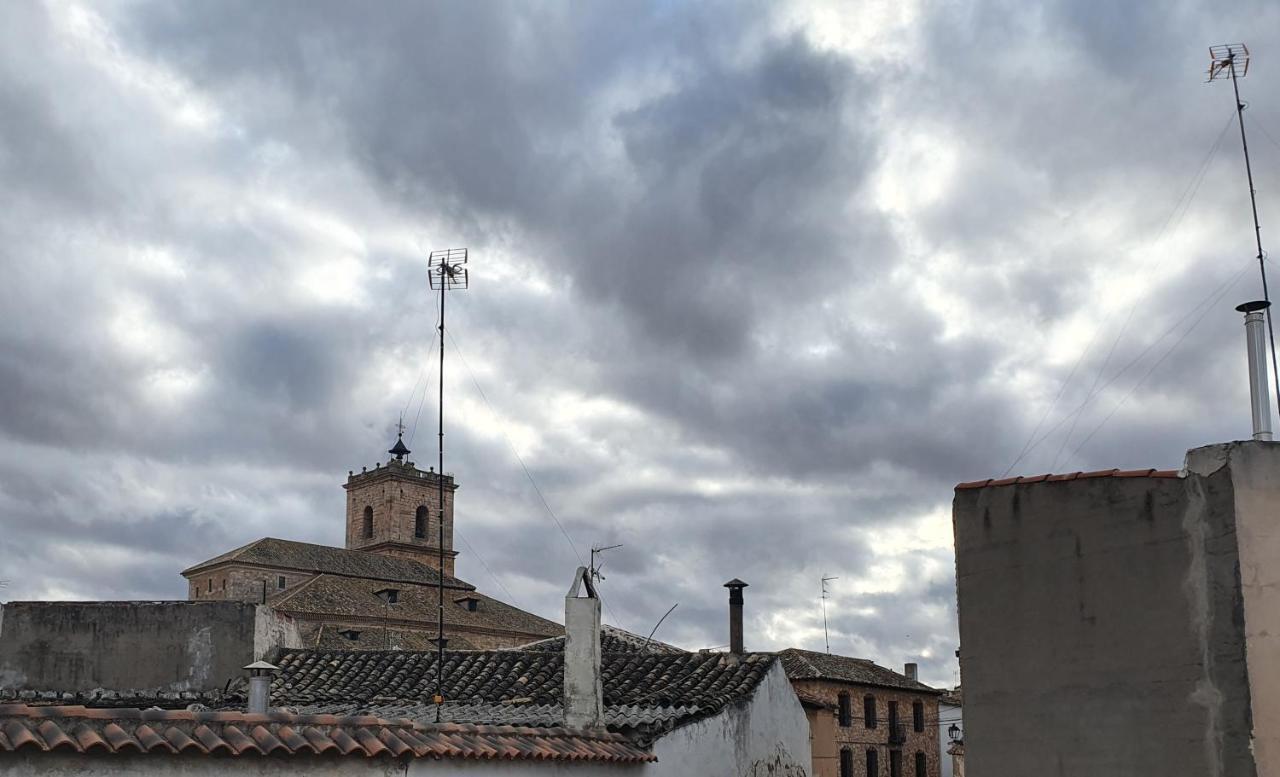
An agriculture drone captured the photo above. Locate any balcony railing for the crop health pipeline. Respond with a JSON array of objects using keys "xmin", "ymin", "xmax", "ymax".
[{"xmin": 888, "ymin": 721, "xmax": 907, "ymax": 746}]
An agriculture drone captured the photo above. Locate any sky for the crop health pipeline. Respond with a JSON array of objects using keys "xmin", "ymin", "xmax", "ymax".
[{"xmin": 2, "ymin": 0, "xmax": 1280, "ymax": 687}]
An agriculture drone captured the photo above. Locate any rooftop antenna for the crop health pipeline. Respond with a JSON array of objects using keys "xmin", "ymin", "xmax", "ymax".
[
  {"xmin": 428, "ymin": 247, "xmax": 469, "ymax": 722},
  {"xmin": 589, "ymin": 543, "xmax": 622, "ymax": 585},
  {"xmin": 821, "ymin": 576, "xmax": 838, "ymax": 653},
  {"xmin": 641, "ymin": 603, "xmax": 678, "ymax": 653},
  {"xmin": 1209, "ymin": 44, "xmax": 1280, "ymax": 418}
]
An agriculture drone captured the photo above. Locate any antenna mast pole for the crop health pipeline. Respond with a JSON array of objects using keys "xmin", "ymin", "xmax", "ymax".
[
  {"xmin": 428, "ymin": 248, "xmax": 469, "ymax": 723},
  {"xmin": 1211, "ymin": 43, "xmax": 1280, "ymax": 412},
  {"xmin": 821, "ymin": 576, "xmax": 838, "ymax": 654}
]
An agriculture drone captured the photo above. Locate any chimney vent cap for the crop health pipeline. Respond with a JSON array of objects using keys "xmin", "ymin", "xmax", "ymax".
[
  {"xmin": 1237, "ymin": 300, "xmax": 1272, "ymax": 313},
  {"xmin": 724, "ymin": 578, "xmax": 749, "ymax": 588}
]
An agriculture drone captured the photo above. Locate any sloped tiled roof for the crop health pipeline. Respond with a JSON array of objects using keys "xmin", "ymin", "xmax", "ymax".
[
  {"xmin": 271, "ymin": 575, "xmax": 560, "ymax": 640},
  {"xmin": 0, "ymin": 704, "xmax": 653, "ymax": 762},
  {"xmin": 777, "ymin": 649, "xmax": 939, "ymax": 694},
  {"xmin": 182, "ymin": 538, "xmax": 474, "ymax": 590},
  {"xmin": 955, "ymin": 468, "xmax": 1179, "ymax": 490},
  {"xmin": 306, "ymin": 624, "xmax": 479, "ymax": 652},
  {"xmin": 266, "ymin": 648, "xmax": 775, "ymax": 741},
  {"xmin": 516, "ymin": 625, "xmax": 685, "ymax": 654}
]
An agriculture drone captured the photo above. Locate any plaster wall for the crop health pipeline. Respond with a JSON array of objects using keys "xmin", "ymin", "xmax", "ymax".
[
  {"xmin": 0, "ymin": 753, "xmax": 639, "ymax": 776},
  {"xmin": 937, "ymin": 703, "xmax": 961, "ymax": 777},
  {"xmin": 0, "ymin": 602, "xmax": 297, "ymax": 693},
  {"xmin": 953, "ymin": 464, "xmax": 1256, "ymax": 777},
  {"xmin": 650, "ymin": 660, "xmax": 810, "ymax": 777}
]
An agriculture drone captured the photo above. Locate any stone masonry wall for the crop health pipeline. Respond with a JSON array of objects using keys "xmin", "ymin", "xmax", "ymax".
[
  {"xmin": 344, "ymin": 462, "xmax": 456, "ymax": 574},
  {"xmin": 793, "ymin": 679, "xmax": 940, "ymax": 777},
  {"xmin": 188, "ymin": 566, "xmax": 314, "ymax": 603}
]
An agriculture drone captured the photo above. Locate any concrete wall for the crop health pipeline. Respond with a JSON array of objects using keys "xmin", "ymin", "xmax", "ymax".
[
  {"xmin": 651, "ymin": 660, "xmax": 811, "ymax": 777},
  {"xmin": 0, "ymin": 602, "xmax": 299, "ymax": 693},
  {"xmin": 953, "ymin": 442, "xmax": 1280, "ymax": 777}
]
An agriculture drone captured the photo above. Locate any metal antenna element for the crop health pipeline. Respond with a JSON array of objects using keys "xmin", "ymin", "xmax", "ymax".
[
  {"xmin": 1210, "ymin": 43, "xmax": 1280, "ymax": 416},
  {"xmin": 821, "ymin": 576, "xmax": 838, "ymax": 654},
  {"xmin": 428, "ymin": 247, "xmax": 469, "ymax": 722},
  {"xmin": 642, "ymin": 603, "xmax": 679, "ymax": 653},
  {"xmin": 589, "ymin": 544, "xmax": 623, "ymax": 584}
]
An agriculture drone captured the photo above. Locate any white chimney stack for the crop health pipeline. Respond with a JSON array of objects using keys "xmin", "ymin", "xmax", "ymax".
[
  {"xmin": 564, "ymin": 566, "xmax": 603, "ymax": 729},
  {"xmin": 1237, "ymin": 301, "xmax": 1274, "ymax": 441}
]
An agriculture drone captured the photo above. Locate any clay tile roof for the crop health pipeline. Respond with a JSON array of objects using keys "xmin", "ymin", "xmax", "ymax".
[
  {"xmin": 182, "ymin": 538, "xmax": 475, "ymax": 591},
  {"xmin": 267, "ymin": 648, "xmax": 776, "ymax": 742},
  {"xmin": 776, "ymin": 648, "xmax": 940, "ymax": 694},
  {"xmin": 0, "ymin": 704, "xmax": 653, "ymax": 763},
  {"xmin": 955, "ymin": 468, "xmax": 1180, "ymax": 491},
  {"xmin": 515, "ymin": 625, "xmax": 686, "ymax": 655}
]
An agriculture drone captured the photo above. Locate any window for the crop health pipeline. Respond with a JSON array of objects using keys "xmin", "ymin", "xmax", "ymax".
[
  {"xmin": 277, "ymin": 576, "xmax": 286, "ymax": 590},
  {"xmin": 913, "ymin": 701, "xmax": 924, "ymax": 732},
  {"xmin": 838, "ymin": 692, "xmax": 852, "ymax": 727},
  {"xmin": 362, "ymin": 506, "xmax": 374, "ymax": 538},
  {"xmin": 915, "ymin": 752, "xmax": 927, "ymax": 776},
  {"xmin": 866, "ymin": 749, "xmax": 879, "ymax": 777},
  {"xmin": 864, "ymin": 695, "xmax": 877, "ymax": 728},
  {"xmin": 207, "ymin": 578, "xmax": 212, "ymax": 593},
  {"xmin": 890, "ymin": 749, "xmax": 902, "ymax": 777},
  {"xmin": 839, "ymin": 747, "xmax": 853, "ymax": 777},
  {"xmin": 889, "ymin": 701, "xmax": 899, "ymax": 729},
  {"xmin": 415, "ymin": 505, "xmax": 428, "ymax": 538}
]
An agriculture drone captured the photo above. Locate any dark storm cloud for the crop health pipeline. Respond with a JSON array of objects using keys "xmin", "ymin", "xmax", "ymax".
[{"xmin": 2, "ymin": 0, "xmax": 1278, "ymax": 686}]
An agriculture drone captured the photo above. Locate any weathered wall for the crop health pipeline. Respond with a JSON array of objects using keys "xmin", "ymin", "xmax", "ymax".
[
  {"xmin": 937, "ymin": 701, "xmax": 961, "ymax": 777},
  {"xmin": 954, "ymin": 459, "xmax": 1257, "ymax": 777},
  {"xmin": 651, "ymin": 660, "xmax": 810, "ymax": 777},
  {"xmin": 0, "ymin": 602, "xmax": 299, "ymax": 693},
  {"xmin": 344, "ymin": 462, "xmax": 457, "ymax": 575},
  {"xmin": 0, "ymin": 753, "xmax": 640, "ymax": 776},
  {"xmin": 1196, "ymin": 443, "xmax": 1280, "ymax": 776},
  {"xmin": 790, "ymin": 679, "xmax": 939, "ymax": 777},
  {"xmin": 189, "ymin": 566, "xmax": 314, "ymax": 603}
]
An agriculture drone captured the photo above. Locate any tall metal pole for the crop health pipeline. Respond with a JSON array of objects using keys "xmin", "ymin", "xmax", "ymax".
[
  {"xmin": 435, "ymin": 264, "xmax": 446, "ymax": 723},
  {"xmin": 1228, "ymin": 54, "xmax": 1280, "ymax": 413}
]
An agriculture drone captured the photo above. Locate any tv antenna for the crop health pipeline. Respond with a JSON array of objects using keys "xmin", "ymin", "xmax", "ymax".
[
  {"xmin": 589, "ymin": 544, "xmax": 623, "ymax": 584},
  {"xmin": 1209, "ymin": 43, "xmax": 1280, "ymax": 414},
  {"xmin": 428, "ymin": 247, "xmax": 469, "ymax": 722},
  {"xmin": 821, "ymin": 576, "xmax": 838, "ymax": 653}
]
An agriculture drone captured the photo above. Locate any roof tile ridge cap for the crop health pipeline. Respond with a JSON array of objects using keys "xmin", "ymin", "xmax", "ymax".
[
  {"xmin": 182, "ymin": 536, "xmax": 270, "ymax": 574},
  {"xmin": 271, "ymin": 573, "xmax": 326, "ymax": 607}
]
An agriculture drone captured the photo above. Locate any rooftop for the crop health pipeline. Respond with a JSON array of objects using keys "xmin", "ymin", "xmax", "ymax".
[
  {"xmin": 516, "ymin": 625, "xmax": 685, "ymax": 654},
  {"xmin": 181, "ymin": 537, "xmax": 474, "ymax": 590},
  {"xmin": 777, "ymin": 648, "xmax": 940, "ymax": 694},
  {"xmin": 0, "ymin": 704, "xmax": 653, "ymax": 763},
  {"xmin": 955, "ymin": 468, "xmax": 1180, "ymax": 491}
]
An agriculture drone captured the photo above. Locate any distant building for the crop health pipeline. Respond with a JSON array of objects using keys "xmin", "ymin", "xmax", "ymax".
[
  {"xmin": 779, "ymin": 648, "xmax": 941, "ymax": 777},
  {"xmin": 937, "ymin": 688, "xmax": 962, "ymax": 777},
  {"xmin": 953, "ymin": 441, "xmax": 1280, "ymax": 777},
  {"xmin": 181, "ymin": 436, "xmax": 561, "ymax": 650}
]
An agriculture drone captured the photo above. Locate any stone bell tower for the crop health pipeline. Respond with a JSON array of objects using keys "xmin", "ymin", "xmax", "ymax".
[{"xmin": 344, "ymin": 433, "xmax": 458, "ymax": 577}]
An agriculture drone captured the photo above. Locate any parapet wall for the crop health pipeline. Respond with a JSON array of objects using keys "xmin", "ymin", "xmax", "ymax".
[{"xmin": 0, "ymin": 601, "xmax": 299, "ymax": 693}]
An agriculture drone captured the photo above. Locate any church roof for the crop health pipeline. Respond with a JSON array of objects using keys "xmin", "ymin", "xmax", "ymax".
[
  {"xmin": 182, "ymin": 538, "xmax": 474, "ymax": 591},
  {"xmin": 267, "ymin": 648, "xmax": 778, "ymax": 743},
  {"xmin": 267, "ymin": 575, "xmax": 561, "ymax": 640}
]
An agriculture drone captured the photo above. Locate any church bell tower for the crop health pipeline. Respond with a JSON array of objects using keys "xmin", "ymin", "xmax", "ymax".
[{"xmin": 344, "ymin": 433, "xmax": 458, "ymax": 577}]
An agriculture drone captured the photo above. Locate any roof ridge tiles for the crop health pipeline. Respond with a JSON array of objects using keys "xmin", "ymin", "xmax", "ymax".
[{"xmin": 955, "ymin": 468, "xmax": 1180, "ymax": 490}]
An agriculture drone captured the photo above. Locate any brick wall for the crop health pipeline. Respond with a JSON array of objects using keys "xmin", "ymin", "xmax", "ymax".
[
  {"xmin": 793, "ymin": 680, "xmax": 940, "ymax": 777},
  {"xmin": 187, "ymin": 566, "xmax": 314, "ymax": 603}
]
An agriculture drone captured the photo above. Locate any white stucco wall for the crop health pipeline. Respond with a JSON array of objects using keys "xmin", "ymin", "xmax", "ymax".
[
  {"xmin": 937, "ymin": 702, "xmax": 962, "ymax": 777},
  {"xmin": 649, "ymin": 660, "xmax": 811, "ymax": 777},
  {"xmin": 0, "ymin": 753, "xmax": 640, "ymax": 777}
]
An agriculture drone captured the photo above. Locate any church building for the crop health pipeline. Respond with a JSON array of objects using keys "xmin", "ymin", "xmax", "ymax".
[{"xmin": 181, "ymin": 434, "xmax": 561, "ymax": 650}]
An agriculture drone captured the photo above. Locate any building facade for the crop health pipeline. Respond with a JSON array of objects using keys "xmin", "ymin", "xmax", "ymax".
[
  {"xmin": 180, "ymin": 436, "xmax": 561, "ymax": 650},
  {"xmin": 780, "ymin": 649, "xmax": 941, "ymax": 777},
  {"xmin": 954, "ymin": 441, "xmax": 1280, "ymax": 777}
]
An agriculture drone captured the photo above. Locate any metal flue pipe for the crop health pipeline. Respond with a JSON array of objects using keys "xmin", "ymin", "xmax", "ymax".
[{"xmin": 1237, "ymin": 301, "xmax": 1274, "ymax": 441}]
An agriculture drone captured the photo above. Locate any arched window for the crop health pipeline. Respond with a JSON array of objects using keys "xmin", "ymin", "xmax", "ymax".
[
  {"xmin": 839, "ymin": 747, "xmax": 853, "ymax": 777},
  {"xmin": 415, "ymin": 505, "xmax": 428, "ymax": 539},
  {"xmin": 838, "ymin": 692, "xmax": 851, "ymax": 727},
  {"xmin": 866, "ymin": 748, "xmax": 879, "ymax": 777},
  {"xmin": 362, "ymin": 506, "xmax": 374, "ymax": 538},
  {"xmin": 915, "ymin": 752, "xmax": 927, "ymax": 776}
]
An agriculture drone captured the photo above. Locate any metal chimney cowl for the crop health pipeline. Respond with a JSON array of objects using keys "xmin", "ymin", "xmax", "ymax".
[
  {"xmin": 244, "ymin": 661, "xmax": 278, "ymax": 715},
  {"xmin": 1237, "ymin": 300, "xmax": 1274, "ymax": 442},
  {"xmin": 724, "ymin": 578, "xmax": 748, "ymax": 655},
  {"xmin": 563, "ymin": 567, "xmax": 603, "ymax": 729}
]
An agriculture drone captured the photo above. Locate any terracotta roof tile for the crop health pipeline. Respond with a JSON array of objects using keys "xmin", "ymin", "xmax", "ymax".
[
  {"xmin": 0, "ymin": 705, "xmax": 653, "ymax": 763},
  {"xmin": 777, "ymin": 648, "xmax": 939, "ymax": 693},
  {"xmin": 955, "ymin": 468, "xmax": 1180, "ymax": 490}
]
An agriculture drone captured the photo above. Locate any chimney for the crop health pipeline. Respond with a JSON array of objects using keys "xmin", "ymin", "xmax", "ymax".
[
  {"xmin": 1237, "ymin": 301, "xmax": 1274, "ymax": 441},
  {"xmin": 244, "ymin": 661, "xmax": 278, "ymax": 715},
  {"xmin": 724, "ymin": 578, "xmax": 748, "ymax": 654},
  {"xmin": 564, "ymin": 566, "xmax": 603, "ymax": 728},
  {"xmin": 904, "ymin": 662, "xmax": 918, "ymax": 682}
]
